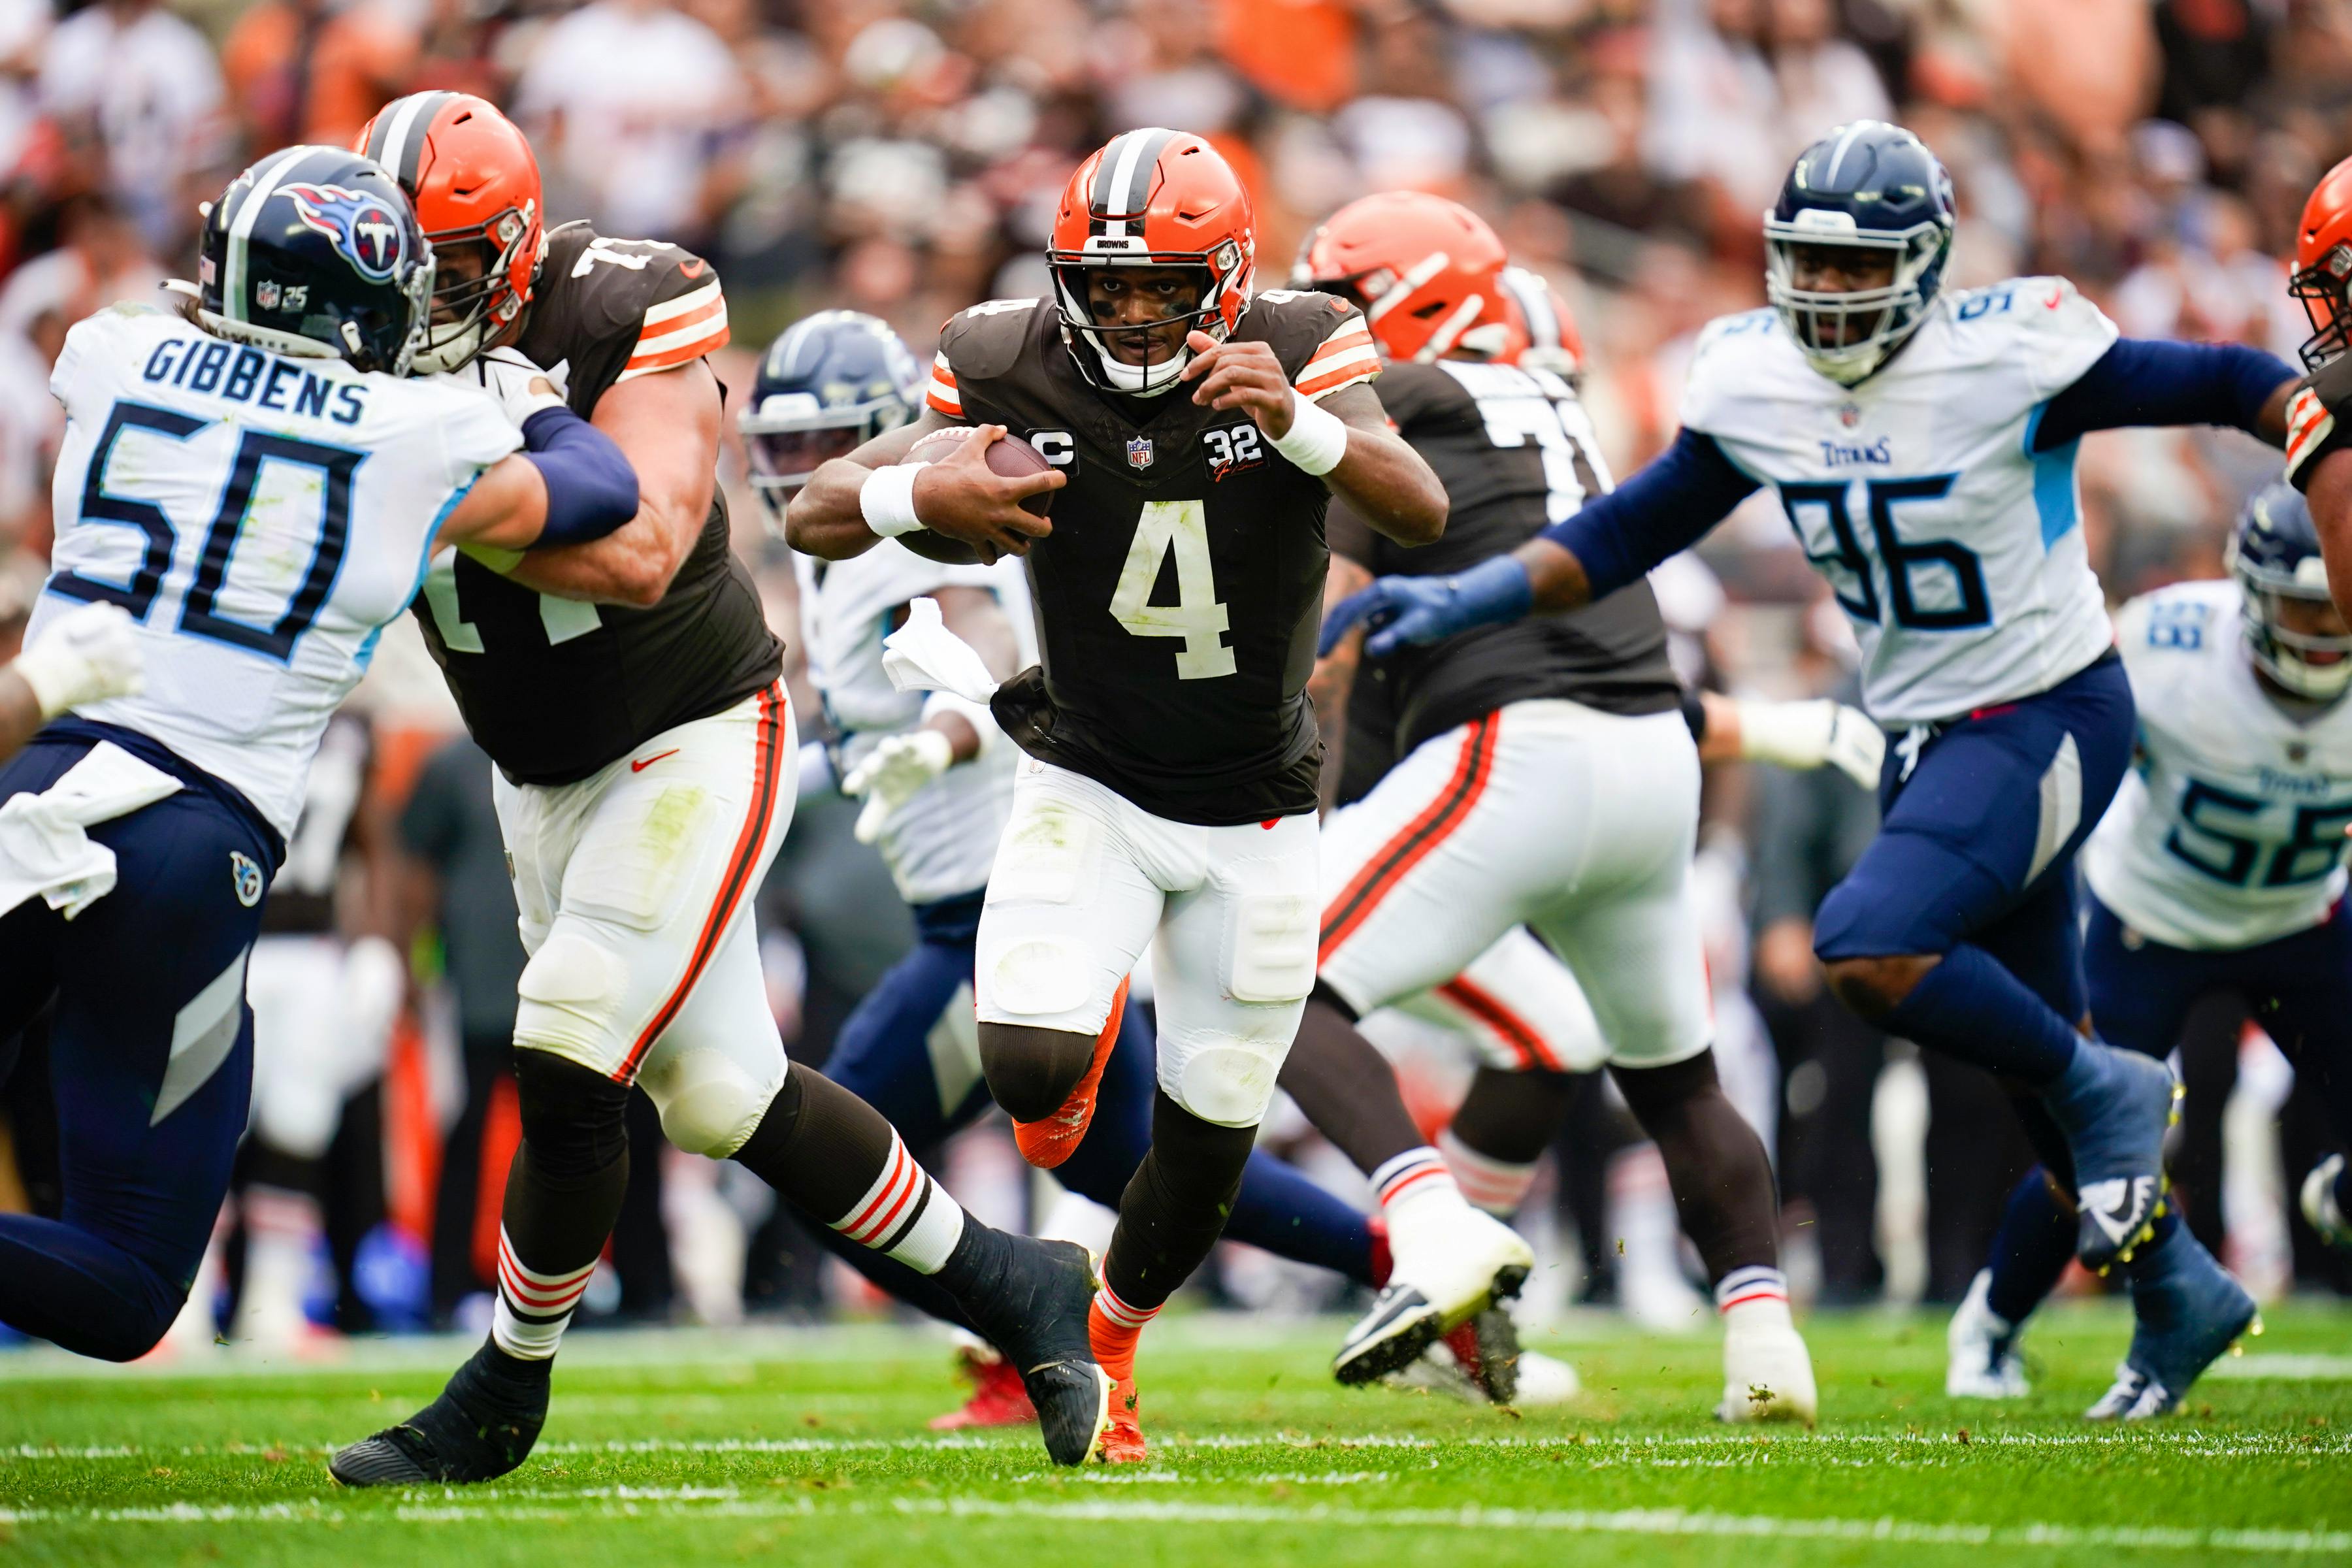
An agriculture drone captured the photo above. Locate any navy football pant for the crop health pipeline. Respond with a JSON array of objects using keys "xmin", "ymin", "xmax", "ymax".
[
  {"xmin": 0, "ymin": 727, "xmax": 275, "ymax": 1360},
  {"xmin": 806, "ymin": 901, "xmax": 1376, "ymax": 1334},
  {"xmin": 1814, "ymin": 654, "xmax": 2136, "ymax": 1180}
]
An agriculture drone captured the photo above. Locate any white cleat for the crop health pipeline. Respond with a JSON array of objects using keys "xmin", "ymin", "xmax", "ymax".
[
  {"xmin": 1335, "ymin": 1207, "xmax": 1533, "ymax": 1387},
  {"xmin": 1511, "ymin": 1349, "xmax": 1581, "ymax": 1407},
  {"xmin": 1718, "ymin": 1313, "xmax": 1818, "ymax": 1426},
  {"xmin": 1946, "ymin": 1267, "xmax": 2030, "ymax": 1399}
]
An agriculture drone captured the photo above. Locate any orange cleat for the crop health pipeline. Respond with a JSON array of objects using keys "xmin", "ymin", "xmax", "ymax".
[
  {"xmin": 928, "ymin": 1343, "xmax": 1037, "ymax": 1432},
  {"xmin": 1013, "ymin": 977, "xmax": 1130, "ymax": 1169},
  {"xmin": 1098, "ymin": 1370, "xmax": 1148, "ymax": 1463}
]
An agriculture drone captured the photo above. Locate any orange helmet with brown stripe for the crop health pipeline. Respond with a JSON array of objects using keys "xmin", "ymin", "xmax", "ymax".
[
  {"xmin": 1048, "ymin": 127, "xmax": 1255, "ymax": 397},
  {"xmin": 1497, "ymin": 265, "xmax": 1584, "ymax": 382},
  {"xmin": 2293, "ymin": 155, "xmax": 2352, "ymax": 370},
  {"xmin": 1292, "ymin": 191, "xmax": 1521, "ymax": 365},
  {"xmin": 354, "ymin": 91, "xmax": 542, "ymax": 373}
]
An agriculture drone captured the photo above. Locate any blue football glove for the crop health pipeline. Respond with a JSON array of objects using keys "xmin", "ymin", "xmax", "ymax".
[{"xmin": 1319, "ymin": 555, "xmax": 1535, "ymax": 659}]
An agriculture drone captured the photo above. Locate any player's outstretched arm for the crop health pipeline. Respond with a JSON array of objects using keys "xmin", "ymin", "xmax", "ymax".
[
  {"xmin": 787, "ymin": 410, "xmax": 1062, "ymax": 565},
  {"xmin": 436, "ymin": 390, "xmax": 642, "ymax": 566},
  {"xmin": 488, "ymin": 360, "xmax": 723, "ymax": 608},
  {"xmin": 1320, "ymin": 427, "xmax": 1756, "ymax": 659},
  {"xmin": 1179, "ymin": 331, "xmax": 1446, "ymax": 544},
  {"xmin": 2032, "ymin": 337, "xmax": 2297, "ymax": 451}
]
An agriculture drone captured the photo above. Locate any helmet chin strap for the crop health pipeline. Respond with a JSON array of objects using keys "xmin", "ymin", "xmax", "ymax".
[{"xmin": 1094, "ymin": 340, "xmax": 1191, "ymax": 397}]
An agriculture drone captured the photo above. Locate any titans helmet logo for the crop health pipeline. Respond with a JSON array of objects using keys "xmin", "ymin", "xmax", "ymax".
[{"xmin": 281, "ymin": 182, "xmax": 406, "ymax": 284}]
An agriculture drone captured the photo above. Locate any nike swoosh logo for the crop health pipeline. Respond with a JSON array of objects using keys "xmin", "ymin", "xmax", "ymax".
[
  {"xmin": 2079, "ymin": 1177, "xmax": 2147, "ymax": 1243},
  {"xmin": 630, "ymin": 749, "xmax": 679, "ymax": 772}
]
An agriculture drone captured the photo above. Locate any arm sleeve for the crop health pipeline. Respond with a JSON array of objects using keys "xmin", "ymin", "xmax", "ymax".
[
  {"xmin": 1537, "ymin": 428, "xmax": 1758, "ymax": 600},
  {"xmin": 2031, "ymin": 338, "xmax": 2296, "ymax": 452}
]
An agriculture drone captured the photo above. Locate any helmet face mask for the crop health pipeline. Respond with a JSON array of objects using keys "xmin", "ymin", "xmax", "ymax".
[
  {"xmin": 2289, "ymin": 239, "xmax": 2352, "ymax": 372},
  {"xmin": 412, "ymin": 202, "xmax": 536, "ymax": 373},
  {"xmin": 1047, "ymin": 128, "xmax": 1256, "ymax": 399},
  {"xmin": 1053, "ymin": 261, "xmax": 1220, "ymax": 396},
  {"xmin": 1763, "ymin": 121, "xmax": 1955, "ymax": 387},
  {"xmin": 738, "ymin": 310, "xmax": 921, "ymax": 534},
  {"xmin": 2231, "ymin": 485, "xmax": 2352, "ymax": 702}
]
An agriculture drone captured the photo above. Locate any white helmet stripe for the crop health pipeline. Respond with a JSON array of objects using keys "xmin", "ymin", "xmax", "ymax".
[
  {"xmin": 1366, "ymin": 252, "xmax": 1449, "ymax": 322},
  {"xmin": 225, "ymin": 148, "xmax": 310, "ymax": 325}
]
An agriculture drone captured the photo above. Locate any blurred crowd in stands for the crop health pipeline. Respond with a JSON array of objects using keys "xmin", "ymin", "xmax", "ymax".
[{"xmin": 2, "ymin": 0, "xmax": 2349, "ymax": 1348}]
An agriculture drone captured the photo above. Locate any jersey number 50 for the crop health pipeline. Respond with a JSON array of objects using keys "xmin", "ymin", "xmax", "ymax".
[
  {"xmin": 1778, "ymin": 475, "xmax": 1989, "ymax": 631},
  {"xmin": 52, "ymin": 400, "xmax": 355, "ymax": 661}
]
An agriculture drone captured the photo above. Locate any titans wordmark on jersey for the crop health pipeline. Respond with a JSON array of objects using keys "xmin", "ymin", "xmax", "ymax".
[
  {"xmin": 411, "ymin": 222, "xmax": 781, "ymax": 785},
  {"xmin": 2082, "ymin": 580, "xmax": 2352, "ymax": 949},
  {"xmin": 1683, "ymin": 276, "xmax": 2117, "ymax": 726},
  {"xmin": 796, "ymin": 544, "xmax": 1032, "ymax": 905},
  {"xmin": 31, "ymin": 304, "xmax": 519, "ymax": 840}
]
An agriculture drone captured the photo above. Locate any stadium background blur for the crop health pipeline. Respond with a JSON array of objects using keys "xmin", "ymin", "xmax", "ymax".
[{"xmin": 0, "ymin": 0, "xmax": 2344, "ymax": 1349}]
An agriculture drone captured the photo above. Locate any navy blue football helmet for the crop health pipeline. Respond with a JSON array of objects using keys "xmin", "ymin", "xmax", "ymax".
[
  {"xmin": 1765, "ymin": 120, "xmax": 1956, "ymax": 385},
  {"xmin": 740, "ymin": 310, "xmax": 922, "ymax": 530},
  {"xmin": 2230, "ymin": 483, "xmax": 2352, "ymax": 700},
  {"xmin": 184, "ymin": 145, "xmax": 432, "ymax": 376}
]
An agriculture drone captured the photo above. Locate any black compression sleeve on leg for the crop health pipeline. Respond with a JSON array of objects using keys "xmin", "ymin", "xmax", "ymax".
[
  {"xmin": 497, "ymin": 1053, "xmax": 632, "ymax": 1344},
  {"xmin": 977, "ymin": 1022, "xmax": 1101, "ymax": 1123},
  {"xmin": 1609, "ymin": 1050, "xmax": 1780, "ymax": 1281},
  {"xmin": 1100, "ymin": 1092, "xmax": 1258, "ymax": 1311},
  {"xmin": 732, "ymin": 1062, "xmax": 907, "ymax": 1221},
  {"xmin": 1450, "ymin": 1066, "xmax": 1579, "ymax": 1166},
  {"xmin": 1277, "ymin": 994, "xmax": 1428, "ymax": 1177}
]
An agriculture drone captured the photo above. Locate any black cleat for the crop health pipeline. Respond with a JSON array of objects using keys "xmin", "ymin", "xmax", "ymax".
[
  {"xmin": 328, "ymin": 1342, "xmax": 551, "ymax": 1487},
  {"xmin": 961, "ymin": 1235, "xmax": 1111, "ymax": 1466}
]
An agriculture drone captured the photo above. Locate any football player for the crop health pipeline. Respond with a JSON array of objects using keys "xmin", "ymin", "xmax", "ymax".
[
  {"xmin": 744, "ymin": 308, "xmax": 1389, "ymax": 1426},
  {"xmin": 1325, "ymin": 122, "xmax": 2302, "ymax": 1299},
  {"xmin": 1953, "ymin": 486, "xmax": 2349, "ymax": 1418},
  {"xmin": 330, "ymin": 95, "xmax": 1107, "ymax": 1483},
  {"xmin": 0, "ymin": 144, "xmax": 642, "ymax": 1362},
  {"xmin": 2285, "ymin": 156, "xmax": 2352, "ymax": 608},
  {"xmin": 1285, "ymin": 191, "xmax": 1829, "ymax": 1421},
  {"xmin": 788, "ymin": 128, "xmax": 1447, "ymax": 1460}
]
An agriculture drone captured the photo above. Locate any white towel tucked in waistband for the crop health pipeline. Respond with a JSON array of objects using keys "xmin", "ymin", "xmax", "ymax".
[
  {"xmin": 881, "ymin": 595, "xmax": 1004, "ymax": 706},
  {"xmin": 0, "ymin": 740, "xmax": 184, "ymax": 920}
]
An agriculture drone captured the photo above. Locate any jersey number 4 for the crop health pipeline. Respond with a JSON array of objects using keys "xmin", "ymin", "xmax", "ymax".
[
  {"xmin": 420, "ymin": 551, "xmax": 603, "ymax": 652},
  {"xmin": 52, "ymin": 401, "xmax": 355, "ymax": 661},
  {"xmin": 1110, "ymin": 499, "xmax": 1234, "ymax": 679}
]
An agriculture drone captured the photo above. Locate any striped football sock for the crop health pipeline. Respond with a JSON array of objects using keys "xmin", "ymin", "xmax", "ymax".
[
  {"xmin": 490, "ymin": 1226, "xmax": 597, "ymax": 1360},
  {"xmin": 1371, "ymin": 1146, "xmax": 1469, "ymax": 1222},
  {"xmin": 1437, "ymin": 1126, "xmax": 1539, "ymax": 1217},
  {"xmin": 828, "ymin": 1128, "xmax": 965, "ymax": 1273}
]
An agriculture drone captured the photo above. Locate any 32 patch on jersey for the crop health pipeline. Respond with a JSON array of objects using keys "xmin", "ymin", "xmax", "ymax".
[{"xmin": 1201, "ymin": 423, "xmax": 1265, "ymax": 482}]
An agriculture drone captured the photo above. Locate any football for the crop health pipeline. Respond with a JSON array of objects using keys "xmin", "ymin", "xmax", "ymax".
[{"xmin": 905, "ymin": 426, "xmax": 1054, "ymax": 516}]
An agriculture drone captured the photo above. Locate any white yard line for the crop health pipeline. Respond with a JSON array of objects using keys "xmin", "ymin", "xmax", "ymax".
[
  {"xmin": 0, "ymin": 1490, "xmax": 2343, "ymax": 1556},
  {"xmin": 2207, "ymin": 1354, "xmax": 2352, "ymax": 1382}
]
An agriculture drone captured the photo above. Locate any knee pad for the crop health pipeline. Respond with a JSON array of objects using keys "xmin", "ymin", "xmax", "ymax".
[
  {"xmin": 1160, "ymin": 1029, "xmax": 1288, "ymax": 1128},
  {"xmin": 515, "ymin": 930, "xmax": 625, "ymax": 1062},
  {"xmin": 638, "ymin": 1045, "xmax": 778, "ymax": 1158},
  {"xmin": 512, "ymin": 1049, "xmax": 630, "ymax": 1183}
]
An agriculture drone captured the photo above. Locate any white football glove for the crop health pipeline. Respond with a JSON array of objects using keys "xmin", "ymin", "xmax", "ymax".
[
  {"xmin": 13, "ymin": 602, "xmax": 142, "ymax": 717},
  {"xmin": 1734, "ymin": 696, "xmax": 1885, "ymax": 789},
  {"xmin": 432, "ymin": 346, "xmax": 566, "ymax": 431},
  {"xmin": 841, "ymin": 728, "xmax": 956, "ymax": 843}
]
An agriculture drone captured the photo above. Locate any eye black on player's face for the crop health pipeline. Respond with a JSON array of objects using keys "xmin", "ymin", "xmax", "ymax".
[{"xmin": 1086, "ymin": 267, "xmax": 1203, "ymax": 365}]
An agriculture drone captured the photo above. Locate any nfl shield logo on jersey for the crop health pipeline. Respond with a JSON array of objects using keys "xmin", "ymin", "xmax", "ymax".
[
  {"xmin": 1126, "ymin": 435, "xmax": 1154, "ymax": 469},
  {"xmin": 229, "ymin": 851, "xmax": 265, "ymax": 908}
]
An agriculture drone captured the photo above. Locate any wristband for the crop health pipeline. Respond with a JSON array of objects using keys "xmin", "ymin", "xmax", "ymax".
[
  {"xmin": 860, "ymin": 462, "xmax": 930, "ymax": 538},
  {"xmin": 1270, "ymin": 391, "xmax": 1348, "ymax": 476}
]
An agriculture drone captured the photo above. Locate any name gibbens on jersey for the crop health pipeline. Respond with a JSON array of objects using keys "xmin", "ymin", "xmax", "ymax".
[
  {"xmin": 2083, "ymin": 580, "xmax": 2352, "ymax": 949},
  {"xmin": 1684, "ymin": 276, "xmax": 2119, "ymax": 725},
  {"xmin": 926, "ymin": 289, "xmax": 1378, "ymax": 825},
  {"xmin": 1328, "ymin": 359, "xmax": 1678, "ymax": 755},
  {"xmin": 796, "ymin": 544, "xmax": 1032, "ymax": 905},
  {"xmin": 412, "ymin": 221, "xmax": 781, "ymax": 785},
  {"xmin": 31, "ymin": 304, "xmax": 520, "ymax": 841}
]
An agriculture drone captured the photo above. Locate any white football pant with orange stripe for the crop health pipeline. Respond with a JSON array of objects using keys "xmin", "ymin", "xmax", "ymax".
[
  {"xmin": 494, "ymin": 682, "xmax": 798, "ymax": 1157},
  {"xmin": 1319, "ymin": 699, "xmax": 1710, "ymax": 1072},
  {"xmin": 975, "ymin": 758, "xmax": 1319, "ymax": 1128}
]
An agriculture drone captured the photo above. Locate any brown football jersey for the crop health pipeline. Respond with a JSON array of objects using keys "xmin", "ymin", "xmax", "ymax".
[
  {"xmin": 928, "ymin": 291, "xmax": 1380, "ymax": 825},
  {"xmin": 410, "ymin": 221, "xmax": 783, "ymax": 785},
  {"xmin": 1328, "ymin": 359, "xmax": 1678, "ymax": 757}
]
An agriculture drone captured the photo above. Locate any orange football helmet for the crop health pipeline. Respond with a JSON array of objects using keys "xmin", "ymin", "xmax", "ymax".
[
  {"xmin": 2291, "ymin": 155, "xmax": 2352, "ymax": 370},
  {"xmin": 1497, "ymin": 265, "xmax": 1584, "ymax": 382},
  {"xmin": 1292, "ymin": 192, "xmax": 1520, "ymax": 363},
  {"xmin": 354, "ymin": 91, "xmax": 542, "ymax": 372},
  {"xmin": 1047, "ymin": 128, "xmax": 1255, "ymax": 397}
]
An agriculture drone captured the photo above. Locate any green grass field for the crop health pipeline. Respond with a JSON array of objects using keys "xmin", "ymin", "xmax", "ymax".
[{"xmin": 3, "ymin": 1301, "xmax": 2349, "ymax": 1567}]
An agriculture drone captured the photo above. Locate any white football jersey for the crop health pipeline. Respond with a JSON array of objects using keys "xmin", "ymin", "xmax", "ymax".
[
  {"xmin": 2083, "ymin": 580, "xmax": 2352, "ymax": 949},
  {"xmin": 1682, "ymin": 278, "xmax": 2119, "ymax": 725},
  {"xmin": 795, "ymin": 542, "xmax": 1031, "ymax": 906},
  {"xmin": 27, "ymin": 305, "xmax": 519, "ymax": 840}
]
